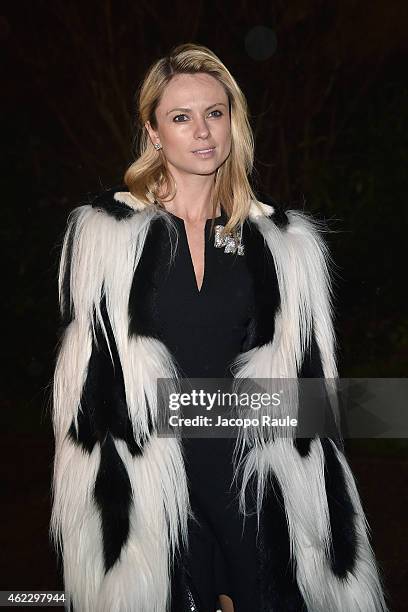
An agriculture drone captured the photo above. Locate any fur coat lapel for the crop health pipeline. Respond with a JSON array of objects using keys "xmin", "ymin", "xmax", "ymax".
[{"xmin": 51, "ymin": 187, "xmax": 388, "ymax": 611}]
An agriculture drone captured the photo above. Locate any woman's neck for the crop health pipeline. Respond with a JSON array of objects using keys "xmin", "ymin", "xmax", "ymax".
[{"xmin": 158, "ymin": 174, "xmax": 220, "ymax": 223}]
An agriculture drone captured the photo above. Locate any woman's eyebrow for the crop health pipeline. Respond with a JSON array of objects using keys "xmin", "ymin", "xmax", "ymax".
[{"xmin": 166, "ymin": 102, "xmax": 227, "ymax": 115}]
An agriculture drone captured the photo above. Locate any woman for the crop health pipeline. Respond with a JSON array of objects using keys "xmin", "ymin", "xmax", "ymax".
[{"xmin": 50, "ymin": 43, "xmax": 388, "ymax": 611}]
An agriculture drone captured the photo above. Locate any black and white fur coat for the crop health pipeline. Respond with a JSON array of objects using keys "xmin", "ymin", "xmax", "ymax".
[{"xmin": 50, "ymin": 186, "xmax": 388, "ymax": 612}]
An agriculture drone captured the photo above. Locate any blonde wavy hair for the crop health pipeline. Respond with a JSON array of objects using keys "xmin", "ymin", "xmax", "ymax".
[{"xmin": 123, "ymin": 42, "xmax": 259, "ymax": 235}]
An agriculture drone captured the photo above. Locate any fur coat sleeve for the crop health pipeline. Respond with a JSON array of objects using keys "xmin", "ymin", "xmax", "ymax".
[{"xmin": 50, "ymin": 187, "xmax": 388, "ymax": 612}]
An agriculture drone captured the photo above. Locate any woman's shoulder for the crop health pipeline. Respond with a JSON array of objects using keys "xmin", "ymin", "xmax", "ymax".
[
  {"xmin": 251, "ymin": 190, "xmax": 289, "ymax": 229},
  {"xmin": 89, "ymin": 184, "xmax": 139, "ymax": 220},
  {"xmin": 61, "ymin": 186, "xmax": 151, "ymax": 266},
  {"xmin": 83, "ymin": 185, "xmax": 317, "ymax": 235}
]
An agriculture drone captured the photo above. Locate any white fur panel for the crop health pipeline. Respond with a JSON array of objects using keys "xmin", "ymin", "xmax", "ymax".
[
  {"xmin": 285, "ymin": 210, "xmax": 338, "ymax": 379},
  {"xmin": 230, "ymin": 209, "xmax": 338, "ymax": 476},
  {"xmin": 248, "ymin": 199, "xmax": 274, "ymax": 219},
  {"xmin": 93, "ymin": 436, "xmax": 190, "ymax": 612},
  {"xmin": 117, "ymin": 335, "xmax": 182, "ymax": 446},
  {"xmin": 258, "ymin": 210, "xmax": 316, "ymax": 370},
  {"xmin": 50, "ymin": 438, "xmax": 104, "ymax": 612},
  {"xmin": 243, "ymin": 206, "xmax": 338, "ymax": 378},
  {"xmin": 230, "ymin": 208, "xmax": 340, "ymax": 488},
  {"xmin": 238, "ymin": 439, "xmax": 388, "ymax": 611},
  {"xmin": 50, "ymin": 434, "xmax": 190, "ymax": 612},
  {"xmin": 53, "ymin": 318, "xmax": 92, "ymax": 448},
  {"xmin": 230, "ymin": 312, "xmax": 300, "ymax": 470},
  {"xmin": 328, "ymin": 441, "xmax": 389, "ymax": 611},
  {"xmin": 113, "ymin": 191, "xmax": 147, "ymax": 211},
  {"xmin": 57, "ymin": 204, "xmax": 157, "ymax": 428},
  {"xmin": 60, "ymin": 204, "xmax": 152, "ymax": 344}
]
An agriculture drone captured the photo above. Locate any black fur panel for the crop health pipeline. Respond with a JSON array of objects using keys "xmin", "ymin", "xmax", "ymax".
[
  {"xmin": 299, "ymin": 331, "xmax": 324, "ymax": 378},
  {"xmin": 68, "ymin": 295, "xmax": 151, "ymax": 456},
  {"xmin": 128, "ymin": 217, "xmax": 172, "ymax": 339},
  {"xmin": 240, "ymin": 220, "xmax": 281, "ymax": 351},
  {"xmin": 296, "ymin": 330, "xmax": 344, "ymax": 456},
  {"xmin": 293, "ymin": 437, "xmax": 312, "ymax": 457},
  {"xmin": 321, "ymin": 438, "xmax": 358, "ymax": 578},
  {"xmin": 295, "ymin": 330, "xmax": 324, "ymax": 458},
  {"xmin": 90, "ymin": 185, "xmax": 135, "ymax": 220},
  {"xmin": 258, "ymin": 474, "xmax": 307, "ymax": 611},
  {"xmin": 254, "ymin": 191, "xmax": 289, "ymax": 230},
  {"xmin": 93, "ymin": 432, "xmax": 133, "ymax": 573}
]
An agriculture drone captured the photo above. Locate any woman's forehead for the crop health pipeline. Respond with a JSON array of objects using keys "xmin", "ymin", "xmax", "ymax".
[{"xmin": 158, "ymin": 73, "xmax": 227, "ymax": 107}]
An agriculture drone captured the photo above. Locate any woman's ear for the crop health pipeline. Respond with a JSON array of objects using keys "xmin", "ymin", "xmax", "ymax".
[{"xmin": 144, "ymin": 121, "xmax": 158, "ymax": 146}]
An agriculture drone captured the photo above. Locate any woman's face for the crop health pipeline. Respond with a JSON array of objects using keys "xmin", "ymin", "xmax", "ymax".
[{"xmin": 145, "ymin": 72, "xmax": 231, "ymax": 177}]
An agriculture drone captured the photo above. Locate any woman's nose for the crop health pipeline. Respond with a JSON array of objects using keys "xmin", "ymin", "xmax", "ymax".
[{"xmin": 194, "ymin": 118, "xmax": 210, "ymax": 139}]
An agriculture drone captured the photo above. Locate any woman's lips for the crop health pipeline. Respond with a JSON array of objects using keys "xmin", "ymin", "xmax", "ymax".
[{"xmin": 192, "ymin": 147, "xmax": 216, "ymax": 158}]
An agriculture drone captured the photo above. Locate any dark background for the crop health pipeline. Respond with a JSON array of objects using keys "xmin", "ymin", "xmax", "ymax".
[{"xmin": 1, "ymin": 1, "xmax": 407, "ymax": 610}]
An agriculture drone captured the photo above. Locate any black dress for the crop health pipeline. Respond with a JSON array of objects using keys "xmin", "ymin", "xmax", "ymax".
[{"xmin": 130, "ymin": 206, "xmax": 260, "ymax": 611}]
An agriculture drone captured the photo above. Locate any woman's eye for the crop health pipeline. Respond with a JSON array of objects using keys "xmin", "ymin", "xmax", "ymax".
[{"xmin": 173, "ymin": 110, "xmax": 223, "ymax": 122}]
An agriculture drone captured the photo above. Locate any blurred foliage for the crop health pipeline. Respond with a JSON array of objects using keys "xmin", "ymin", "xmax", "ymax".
[{"xmin": 303, "ymin": 78, "xmax": 408, "ymax": 377}]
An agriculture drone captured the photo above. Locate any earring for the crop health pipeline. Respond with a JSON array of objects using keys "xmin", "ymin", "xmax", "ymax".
[{"xmin": 154, "ymin": 142, "xmax": 162, "ymax": 150}]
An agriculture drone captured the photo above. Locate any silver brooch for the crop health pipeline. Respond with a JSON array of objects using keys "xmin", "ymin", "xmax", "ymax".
[{"xmin": 214, "ymin": 224, "xmax": 245, "ymax": 255}]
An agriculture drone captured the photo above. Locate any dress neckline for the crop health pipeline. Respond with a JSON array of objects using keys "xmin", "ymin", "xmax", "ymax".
[{"xmin": 163, "ymin": 208, "xmax": 227, "ymax": 295}]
